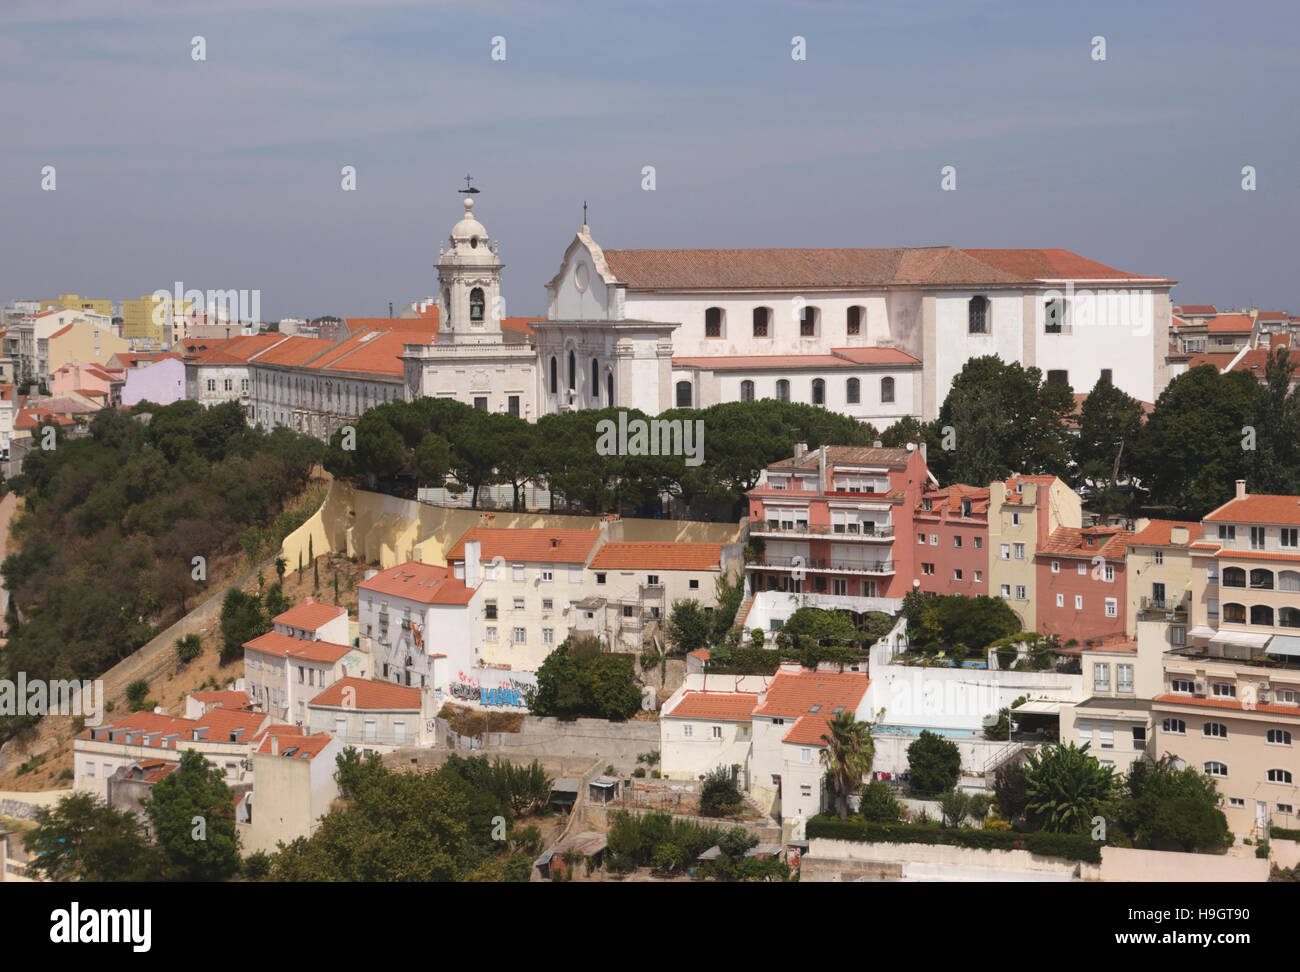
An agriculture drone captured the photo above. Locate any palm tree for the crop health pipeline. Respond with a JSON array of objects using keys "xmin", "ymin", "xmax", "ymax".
[
  {"xmin": 1023, "ymin": 741, "xmax": 1117, "ymax": 833},
  {"xmin": 820, "ymin": 710, "xmax": 876, "ymax": 820}
]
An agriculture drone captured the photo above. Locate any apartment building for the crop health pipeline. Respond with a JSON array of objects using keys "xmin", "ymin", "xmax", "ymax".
[
  {"xmin": 74, "ymin": 706, "xmax": 270, "ymax": 799},
  {"xmin": 1124, "ymin": 520, "xmax": 1201, "ymax": 639},
  {"xmin": 746, "ymin": 443, "xmax": 931, "ymax": 611},
  {"xmin": 1059, "ymin": 631, "xmax": 1161, "ymax": 773},
  {"xmin": 987, "ymin": 475, "xmax": 1083, "ymax": 631},
  {"xmin": 445, "ymin": 528, "xmax": 601, "ymax": 670},
  {"xmin": 40, "ymin": 294, "xmax": 112, "ymax": 318},
  {"xmin": 358, "ymin": 559, "xmax": 482, "ymax": 689},
  {"xmin": 243, "ymin": 600, "xmax": 364, "ymax": 725},
  {"xmin": 577, "ymin": 541, "xmax": 740, "ymax": 649},
  {"xmin": 237, "ymin": 729, "xmax": 343, "ymax": 856},
  {"xmin": 1034, "ymin": 525, "xmax": 1133, "ymax": 643},
  {"xmin": 914, "ymin": 484, "xmax": 990, "ymax": 596},
  {"xmin": 306, "ymin": 677, "xmax": 433, "ymax": 752}
]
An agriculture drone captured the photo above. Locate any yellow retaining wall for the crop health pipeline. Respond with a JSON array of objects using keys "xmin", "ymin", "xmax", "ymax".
[{"xmin": 279, "ymin": 481, "xmax": 746, "ymax": 572}]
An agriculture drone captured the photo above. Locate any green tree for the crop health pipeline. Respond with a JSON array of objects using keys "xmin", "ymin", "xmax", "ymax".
[
  {"xmin": 1122, "ymin": 758, "xmax": 1232, "ymax": 852},
  {"xmin": 699, "ymin": 765, "xmax": 744, "ymax": 817},
  {"xmin": 993, "ymin": 759, "xmax": 1028, "ymax": 822},
  {"xmin": 143, "ymin": 749, "xmax": 241, "ymax": 881},
  {"xmin": 665, "ymin": 599, "xmax": 712, "ymax": 656},
  {"xmin": 528, "ymin": 636, "xmax": 642, "ymax": 721},
  {"xmin": 24, "ymin": 792, "xmax": 163, "ymax": 881},
  {"xmin": 857, "ymin": 780, "xmax": 904, "ymax": 824},
  {"xmin": 906, "ymin": 730, "xmax": 962, "ymax": 796},
  {"xmin": 820, "ymin": 709, "xmax": 877, "ymax": 819},
  {"xmin": 1072, "ymin": 374, "xmax": 1146, "ymax": 493},
  {"xmin": 1022, "ymin": 741, "xmax": 1117, "ymax": 834},
  {"xmin": 219, "ymin": 587, "xmax": 268, "ymax": 664}
]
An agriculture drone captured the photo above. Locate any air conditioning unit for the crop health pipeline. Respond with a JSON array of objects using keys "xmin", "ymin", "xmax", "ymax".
[
  {"xmin": 1194, "ymin": 681, "xmax": 1207, "ymax": 695},
  {"xmin": 1259, "ymin": 681, "xmax": 1271, "ymax": 690},
  {"xmin": 1257, "ymin": 690, "xmax": 1271, "ymax": 704}
]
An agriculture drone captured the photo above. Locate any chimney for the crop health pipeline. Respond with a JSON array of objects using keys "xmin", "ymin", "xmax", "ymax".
[
  {"xmin": 793, "ymin": 441, "xmax": 807, "ymax": 461},
  {"xmin": 818, "ymin": 445, "xmax": 827, "ymax": 492},
  {"xmin": 873, "ymin": 439, "xmax": 882, "ymax": 448},
  {"xmin": 1236, "ymin": 479, "xmax": 1247, "ymax": 501},
  {"xmin": 464, "ymin": 539, "xmax": 482, "ymax": 588},
  {"xmin": 270, "ymin": 734, "xmax": 279, "ymax": 756}
]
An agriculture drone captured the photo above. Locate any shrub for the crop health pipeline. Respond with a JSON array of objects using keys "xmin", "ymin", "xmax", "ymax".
[
  {"xmin": 176, "ymin": 633, "xmax": 202, "ymax": 664},
  {"xmin": 804, "ymin": 817, "xmax": 1101, "ymax": 863},
  {"xmin": 939, "ymin": 790, "xmax": 969, "ymax": 828},
  {"xmin": 633, "ymin": 767, "xmax": 646, "ymax": 778},
  {"xmin": 858, "ymin": 781, "xmax": 903, "ymax": 824},
  {"xmin": 906, "ymin": 731, "xmax": 962, "ymax": 796},
  {"xmin": 242, "ymin": 851, "xmax": 272, "ymax": 880},
  {"xmin": 699, "ymin": 766, "xmax": 743, "ymax": 817},
  {"xmin": 1272, "ymin": 826, "xmax": 1300, "ymax": 841},
  {"xmin": 125, "ymin": 679, "xmax": 154, "ymax": 712}
]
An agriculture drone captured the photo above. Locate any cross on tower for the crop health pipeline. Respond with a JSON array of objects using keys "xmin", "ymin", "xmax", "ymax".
[
  {"xmin": 583, "ymin": 200, "xmax": 588, "ymax": 226},
  {"xmin": 459, "ymin": 173, "xmax": 480, "ymax": 194}
]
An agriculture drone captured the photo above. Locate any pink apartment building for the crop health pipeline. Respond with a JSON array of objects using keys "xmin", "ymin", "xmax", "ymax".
[
  {"xmin": 914, "ymin": 484, "xmax": 991, "ymax": 596},
  {"xmin": 746, "ymin": 443, "xmax": 930, "ymax": 601},
  {"xmin": 1034, "ymin": 525, "xmax": 1133, "ymax": 643}
]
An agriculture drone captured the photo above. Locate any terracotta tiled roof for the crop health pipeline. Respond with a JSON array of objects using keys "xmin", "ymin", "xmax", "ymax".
[
  {"xmin": 251, "ymin": 335, "xmax": 333, "ymax": 366},
  {"xmin": 1174, "ymin": 305, "xmax": 1216, "ymax": 316},
  {"xmin": 1204, "ymin": 494, "xmax": 1300, "ymax": 526},
  {"xmin": 242, "ymin": 630, "xmax": 352, "ymax": 663},
  {"xmin": 1037, "ymin": 526, "xmax": 1133, "ymax": 560},
  {"xmin": 663, "ymin": 690, "xmax": 759, "ymax": 721},
  {"xmin": 194, "ymin": 708, "xmax": 268, "ymax": 742},
  {"xmin": 446, "ymin": 528, "xmax": 602, "ymax": 565},
  {"xmin": 588, "ymin": 542, "xmax": 722, "ymax": 571},
  {"xmin": 768, "ymin": 445, "xmax": 913, "ymax": 472},
  {"xmin": 1257, "ymin": 311, "xmax": 1290, "ymax": 322},
  {"xmin": 273, "ymin": 600, "xmax": 346, "ymax": 631},
  {"xmin": 186, "ymin": 333, "xmax": 287, "ymax": 364},
  {"xmin": 344, "ymin": 311, "xmax": 540, "ymax": 341},
  {"xmin": 1213, "ymin": 549, "xmax": 1300, "ymax": 562},
  {"xmin": 918, "ymin": 483, "xmax": 990, "ymax": 518},
  {"xmin": 1129, "ymin": 519, "xmax": 1202, "ymax": 547},
  {"xmin": 1204, "ymin": 313, "xmax": 1255, "ymax": 333},
  {"xmin": 14, "ymin": 408, "xmax": 76, "ymax": 429},
  {"xmin": 308, "ymin": 327, "xmax": 434, "ymax": 377},
  {"xmin": 1152, "ymin": 694, "xmax": 1300, "ymax": 718},
  {"xmin": 601, "ymin": 247, "xmax": 1166, "ymax": 291},
  {"xmin": 358, "ymin": 561, "xmax": 476, "ymax": 604},
  {"xmin": 753, "ymin": 669, "xmax": 868, "ymax": 718},
  {"xmin": 309, "ymin": 677, "xmax": 420, "ymax": 711},
  {"xmin": 189, "ymin": 690, "xmax": 253, "ymax": 710},
  {"xmin": 255, "ymin": 732, "xmax": 334, "ymax": 759}
]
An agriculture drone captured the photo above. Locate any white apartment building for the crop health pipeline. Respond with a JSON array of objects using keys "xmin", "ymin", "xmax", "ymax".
[
  {"xmin": 306, "ymin": 677, "xmax": 435, "ymax": 752},
  {"xmin": 445, "ymin": 528, "xmax": 602, "ymax": 671},
  {"xmin": 358, "ymin": 559, "xmax": 482, "ymax": 690}
]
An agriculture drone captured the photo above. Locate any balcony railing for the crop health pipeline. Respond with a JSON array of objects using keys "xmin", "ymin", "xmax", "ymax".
[
  {"xmin": 639, "ymin": 584, "xmax": 665, "ymax": 600},
  {"xmin": 752, "ymin": 557, "xmax": 895, "ymax": 575},
  {"xmin": 750, "ymin": 523, "xmax": 894, "ymax": 540},
  {"xmin": 1140, "ymin": 596, "xmax": 1189, "ymax": 618}
]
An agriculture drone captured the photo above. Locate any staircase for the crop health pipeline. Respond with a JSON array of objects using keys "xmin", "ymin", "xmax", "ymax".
[
  {"xmin": 982, "ymin": 740, "xmax": 1024, "ymax": 780},
  {"xmin": 734, "ymin": 589, "xmax": 758, "ymax": 634}
]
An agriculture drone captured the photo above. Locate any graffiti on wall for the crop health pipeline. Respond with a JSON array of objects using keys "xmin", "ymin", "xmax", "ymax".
[{"xmin": 448, "ymin": 670, "xmax": 535, "ymax": 708}]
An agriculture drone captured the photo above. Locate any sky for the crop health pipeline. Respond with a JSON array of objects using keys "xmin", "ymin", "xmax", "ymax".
[{"xmin": 1, "ymin": 0, "xmax": 1297, "ymax": 321}]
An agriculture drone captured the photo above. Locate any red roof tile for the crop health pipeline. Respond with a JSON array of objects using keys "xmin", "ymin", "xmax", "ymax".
[
  {"xmin": 255, "ymin": 732, "xmax": 334, "ymax": 759},
  {"xmin": 589, "ymin": 542, "xmax": 722, "ymax": 571},
  {"xmin": 243, "ymin": 630, "xmax": 352, "ymax": 664},
  {"xmin": 753, "ymin": 669, "xmax": 868, "ymax": 719},
  {"xmin": 1037, "ymin": 526, "xmax": 1133, "ymax": 560},
  {"xmin": 190, "ymin": 690, "xmax": 253, "ymax": 710},
  {"xmin": 1204, "ymin": 313, "xmax": 1255, "ymax": 334},
  {"xmin": 446, "ymin": 528, "xmax": 602, "ymax": 565},
  {"xmin": 1152, "ymin": 694, "xmax": 1300, "ymax": 718},
  {"xmin": 309, "ymin": 677, "xmax": 420, "ymax": 710},
  {"xmin": 273, "ymin": 600, "xmax": 346, "ymax": 632},
  {"xmin": 664, "ymin": 690, "xmax": 759, "ymax": 721},
  {"xmin": 1129, "ymin": 519, "xmax": 1202, "ymax": 547},
  {"xmin": 358, "ymin": 561, "xmax": 476, "ymax": 604},
  {"xmin": 1204, "ymin": 494, "xmax": 1300, "ymax": 526}
]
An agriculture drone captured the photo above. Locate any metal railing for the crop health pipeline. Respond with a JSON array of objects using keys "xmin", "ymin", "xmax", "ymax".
[
  {"xmin": 754, "ymin": 557, "xmax": 895, "ymax": 575},
  {"xmin": 750, "ymin": 523, "xmax": 894, "ymax": 539}
]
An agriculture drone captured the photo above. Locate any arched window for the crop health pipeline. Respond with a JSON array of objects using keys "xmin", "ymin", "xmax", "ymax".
[
  {"xmin": 676, "ymin": 381, "xmax": 692, "ymax": 408},
  {"xmin": 846, "ymin": 378, "xmax": 860, "ymax": 404},
  {"xmin": 1250, "ymin": 568, "xmax": 1274, "ymax": 590},
  {"xmin": 591, "ymin": 359, "xmax": 600, "ymax": 399},
  {"xmin": 811, "ymin": 378, "xmax": 825, "ymax": 405},
  {"xmin": 776, "ymin": 379, "xmax": 790, "ymax": 403},
  {"xmin": 1161, "ymin": 718, "xmax": 1186, "ymax": 734},
  {"xmin": 968, "ymin": 296, "xmax": 988, "ymax": 334},
  {"xmin": 607, "ymin": 373, "xmax": 614, "ymax": 405},
  {"xmin": 568, "ymin": 350, "xmax": 576, "ymax": 391},
  {"xmin": 847, "ymin": 306, "xmax": 863, "ymax": 336},
  {"xmin": 705, "ymin": 307, "xmax": 723, "ymax": 338},
  {"xmin": 549, "ymin": 356, "xmax": 557, "ymax": 394},
  {"xmin": 1279, "ymin": 570, "xmax": 1300, "ymax": 592},
  {"xmin": 1203, "ymin": 722, "xmax": 1229, "ymax": 739},
  {"xmin": 1222, "ymin": 603, "xmax": 1246, "ymax": 623},
  {"xmin": 469, "ymin": 287, "xmax": 485, "ymax": 322},
  {"xmin": 1268, "ymin": 768, "xmax": 1294, "ymax": 783},
  {"xmin": 1251, "ymin": 604, "xmax": 1275, "ymax": 626},
  {"xmin": 443, "ymin": 288, "xmax": 452, "ymax": 326},
  {"xmin": 1222, "ymin": 566, "xmax": 1246, "ymax": 588},
  {"xmin": 1203, "ymin": 761, "xmax": 1228, "ymax": 778},
  {"xmin": 799, "ymin": 305, "xmax": 819, "ymax": 337},
  {"xmin": 740, "ymin": 380, "xmax": 755, "ymax": 402},
  {"xmin": 880, "ymin": 376, "xmax": 895, "ymax": 403},
  {"xmin": 752, "ymin": 307, "xmax": 771, "ymax": 338},
  {"xmin": 1280, "ymin": 607, "xmax": 1300, "ymax": 628}
]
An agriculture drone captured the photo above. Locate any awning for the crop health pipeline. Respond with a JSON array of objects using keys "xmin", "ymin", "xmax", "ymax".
[
  {"xmin": 1187, "ymin": 625, "xmax": 1217, "ymax": 640},
  {"xmin": 1209, "ymin": 630, "xmax": 1271, "ymax": 650},
  {"xmin": 1267, "ymin": 635, "xmax": 1300, "ymax": 659},
  {"xmin": 1014, "ymin": 699, "xmax": 1063, "ymax": 715}
]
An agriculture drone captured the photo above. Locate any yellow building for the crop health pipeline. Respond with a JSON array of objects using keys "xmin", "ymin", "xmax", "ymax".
[
  {"xmin": 1124, "ymin": 519, "xmax": 1201, "ymax": 639},
  {"xmin": 41, "ymin": 294, "xmax": 112, "ymax": 317},
  {"xmin": 46, "ymin": 319, "xmax": 130, "ymax": 374},
  {"xmin": 987, "ymin": 474, "xmax": 1081, "ymax": 632},
  {"xmin": 122, "ymin": 294, "xmax": 192, "ymax": 343}
]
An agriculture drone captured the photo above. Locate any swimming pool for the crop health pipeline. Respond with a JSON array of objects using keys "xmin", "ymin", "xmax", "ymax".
[{"xmin": 872, "ymin": 724, "xmax": 977, "ymax": 739}]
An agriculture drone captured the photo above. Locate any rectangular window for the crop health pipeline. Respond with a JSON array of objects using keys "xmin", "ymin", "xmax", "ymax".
[
  {"xmin": 683, "ymin": 724, "xmax": 694, "ymax": 738},
  {"xmin": 513, "ymin": 597, "xmax": 525, "ymax": 611},
  {"xmin": 541, "ymin": 567, "xmax": 553, "ymax": 583},
  {"xmin": 474, "ymin": 396, "xmax": 488, "ymax": 410},
  {"xmin": 800, "ymin": 748, "xmax": 811, "ymax": 764},
  {"xmin": 1171, "ymin": 679, "xmax": 1193, "ymax": 694},
  {"xmin": 711, "ymin": 725, "xmax": 723, "ymax": 739},
  {"xmin": 1000, "ymin": 584, "xmax": 1011, "ymax": 598},
  {"xmin": 1104, "ymin": 565, "xmax": 1115, "ymax": 582},
  {"xmin": 954, "ymin": 536, "xmax": 962, "ymax": 548},
  {"xmin": 1075, "ymin": 595, "xmax": 1083, "ymax": 610},
  {"xmin": 1000, "ymin": 544, "xmax": 1010, "ymax": 561},
  {"xmin": 974, "ymin": 570, "xmax": 983, "ymax": 582},
  {"xmin": 485, "ymin": 600, "xmax": 497, "ymax": 620},
  {"xmin": 542, "ymin": 598, "xmax": 553, "ymax": 611},
  {"xmin": 1105, "ymin": 597, "xmax": 1118, "ymax": 618},
  {"xmin": 1014, "ymin": 543, "xmax": 1025, "ymax": 560},
  {"xmin": 1011, "ymin": 512, "xmax": 1021, "ymax": 526},
  {"xmin": 929, "ymin": 535, "xmax": 938, "ymax": 546},
  {"xmin": 1283, "ymin": 528, "xmax": 1299, "ymax": 548},
  {"xmin": 689, "ymin": 579, "xmax": 699, "ymax": 589},
  {"xmin": 1056, "ymin": 593, "xmax": 1064, "ymax": 608},
  {"xmin": 922, "ymin": 563, "xmax": 935, "ymax": 575},
  {"xmin": 1015, "ymin": 584, "xmax": 1026, "ymax": 601},
  {"xmin": 512, "ymin": 564, "xmax": 525, "ymax": 581},
  {"xmin": 973, "ymin": 537, "xmax": 982, "ymax": 549},
  {"xmin": 919, "ymin": 533, "xmax": 927, "ymax": 544},
  {"xmin": 1094, "ymin": 664, "xmax": 1110, "ymax": 692},
  {"xmin": 1251, "ymin": 526, "xmax": 1266, "ymax": 550},
  {"xmin": 508, "ymin": 395, "xmax": 520, "ymax": 417},
  {"xmin": 953, "ymin": 569, "xmax": 963, "ymax": 580},
  {"xmin": 595, "ymin": 572, "xmax": 606, "ymax": 585},
  {"xmin": 1051, "ymin": 560, "xmax": 1060, "ymax": 573},
  {"xmin": 485, "ymin": 626, "xmax": 497, "ymax": 642},
  {"xmin": 1078, "ymin": 563, "xmax": 1087, "ymax": 576},
  {"xmin": 1218, "ymin": 525, "xmax": 1235, "ymax": 540},
  {"xmin": 1117, "ymin": 664, "xmax": 1133, "ymax": 693},
  {"xmin": 1154, "ymin": 549, "xmax": 1164, "ymax": 565},
  {"xmin": 542, "ymin": 628, "xmax": 555, "ymax": 644},
  {"xmin": 1099, "ymin": 726, "xmax": 1114, "ymax": 749},
  {"xmin": 513, "ymin": 627, "xmax": 526, "ymax": 643}
]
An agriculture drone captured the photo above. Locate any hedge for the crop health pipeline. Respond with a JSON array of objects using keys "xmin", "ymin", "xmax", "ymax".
[
  {"xmin": 805, "ymin": 816, "xmax": 1101, "ymax": 863},
  {"xmin": 1271, "ymin": 826, "xmax": 1300, "ymax": 842}
]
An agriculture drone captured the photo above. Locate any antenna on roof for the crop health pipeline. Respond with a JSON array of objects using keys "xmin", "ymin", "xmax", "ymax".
[{"xmin": 459, "ymin": 173, "xmax": 480, "ymax": 194}]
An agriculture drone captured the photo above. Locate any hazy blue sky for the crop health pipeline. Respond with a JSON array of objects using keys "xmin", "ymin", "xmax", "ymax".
[{"xmin": 1, "ymin": 0, "xmax": 1296, "ymax": 320}]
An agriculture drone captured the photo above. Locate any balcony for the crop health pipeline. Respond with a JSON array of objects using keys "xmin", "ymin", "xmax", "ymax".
[
  {"xmin": 639, "ymin": 583, "xmax": 665, "ymax": 601},
  {"xmin": 750, "ymin": 523, "xmax": 894, "ymax": 541},
  {"xmin": 751, "ymin": 556, "xmax": 895, "ymax": 576},
  {"xmin": 1139, "ymin": 596, "xmax": 1189, "ymax": 621}
]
